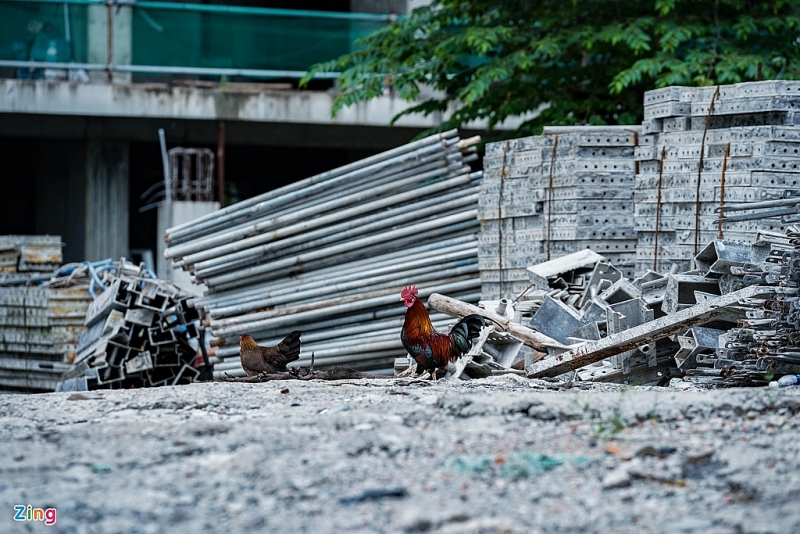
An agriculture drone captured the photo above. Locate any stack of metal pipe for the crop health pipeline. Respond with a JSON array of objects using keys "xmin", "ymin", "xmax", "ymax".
[{"xmin": 164, "ymin": 131, "xmax": 483, "ymax": 376}]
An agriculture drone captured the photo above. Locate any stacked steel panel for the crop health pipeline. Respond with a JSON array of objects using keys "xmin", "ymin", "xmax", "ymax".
[
  {"xmin": 0, "ymin": 285, "xmax": 90, "ymax": 392},
  {"xmin": 163, "ymin": 130, "xmax": 482, "ymax": 376},
  {"xmin": 0, "ymin": 235, "xmax": 63, "ymax": 277},
  {"xmin": 480, "ymin": 127, "xmax": 639, "ymax": 299},
  {"xmin": 635, "ymin": 81, "xmax": 800, "ymax": 274},
  {"xmin": 0, "ymin": 235, "xmax": 91, "ymax": 392}
]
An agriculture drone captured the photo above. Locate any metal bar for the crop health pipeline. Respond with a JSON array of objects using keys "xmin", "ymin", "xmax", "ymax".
[
  {"xmin": 210, "ymin": 279, "xmax": 479, "ymax": 338},
  {"xmin": 2, "ymin": 0, "xmax": 400, "ymax": 21},
  {"xmin": 203, "ymin": 248, "xmax": 478, "ymax": 316},
  {"xmin": 134, "ymin": 1, "xmax": 400, "ymax": 22},
  {"xmin": 208, "ymin": 262, "xmax": 477, "ymax": 319},
  {"xmin": 165, "ymin": 143, "xmax": 462, "ymax": 251},
  {"xmin": 526, "ymin": 284, "xmax": 766, "ymax": 378},
  {"xmin": 165, "ymin": 130, "xmax": 458, "ymax": 240},
  {"xmin": 191, "ymin": 238, "xmax": 477, "ymax": 309},
  {"xmin": 106, "ymin": 0, "xmax": 113, "ymax": 83},
  {"xmin": 191, "ymin": 184, "xmax": 478, "ymax": 277},
  {"xmin": 0, "ymin": 60, "xmax": 342, "ymax": 80},
  {"xmin": 717, "ymin": 142, "xmax": 730, "ymax": 239},
  {"xmin": 170, "ymin": 154, "xmax": 464, "ymax": 261},
  {"xmin": 176, "ymin": 166, "xmax": 471, "ymax": 267},
  {"xmin": 718, "ymin": 206, "xmax": 798, "ymax": 223},
  {"xmin": 716, "ymin": 197, "xmax": 800, "ymax": 213},
  {"xmin": 211, "ymin": 308, "xmax": 472, "ymax": 358},
  {"xmin": 203, "ymin": 210, "xmax": 478, "ymax": 290},
  {"xmin": 654, "ymin": 146, "xmax": 665, "ymax": 271},
  {"xmin": 217, "ymin": 121, "xmax": 225, "ymax": 208}
]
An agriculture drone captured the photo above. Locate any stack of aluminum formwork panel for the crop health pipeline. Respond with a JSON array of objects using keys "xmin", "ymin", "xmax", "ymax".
[
  {"xmin": 0, "ymin": 235, "xmax": 63, "ymax": 275},
  {"xmin": 0, "ymin": 285, "xmax": 91, "ymax": 392},
  {"xmin": 635, "ymin": 81, "xmax": 800, "ymax": 274},
  {"xmin": 163, "ymin": 131, "xmax": 482, "ymax": 376},
  {"xmin": 480, "ymin": 126, "xmax": 639, "ymax": 299},
  {"xmin": 57, "ymin": 262, "xmax": 203, "ymax": 391}
]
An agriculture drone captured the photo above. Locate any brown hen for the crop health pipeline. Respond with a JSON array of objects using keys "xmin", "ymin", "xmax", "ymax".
[{"xmin": 239, "ymin": 331, "xmax": 301, "ymax": 376}]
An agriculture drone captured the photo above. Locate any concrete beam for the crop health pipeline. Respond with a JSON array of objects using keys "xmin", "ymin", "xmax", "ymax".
[{"xmin": 0, "ymin": 79, "xmax": 523, "ymax": 131}]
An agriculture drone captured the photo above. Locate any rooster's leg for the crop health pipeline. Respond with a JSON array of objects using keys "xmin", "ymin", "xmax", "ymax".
[{"xmin": 431, "ymin": 368, "xmax": 438, "ymax": 381}]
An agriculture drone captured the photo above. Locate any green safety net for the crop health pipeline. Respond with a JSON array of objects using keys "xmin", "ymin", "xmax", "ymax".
[
  {"xmin": 0, "ymin": 1, "xmax": 387, "ymax": 76},
  {"xmin": 0, "ymin": 2, "xmax": 89, "ymax": 66},
  {"xmin": 131, "ymin": 7, "xmax": 383, "ymax": 72}
]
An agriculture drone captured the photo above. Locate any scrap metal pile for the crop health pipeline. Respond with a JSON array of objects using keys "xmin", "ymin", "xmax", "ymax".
[
  {"xmin": 520, "ymin": 230, "xmax": 800, "ymax": 387},
  {"xmin": 163, "ymin": 131, "xmax": 482, "ymax": 376},
  {"xmin": 57, "ymin": 261, "xmax": 203, "ymax": 391},
  {"xmin": 0, "ymin": 239, "xmax": 205, "ymax": 392}
]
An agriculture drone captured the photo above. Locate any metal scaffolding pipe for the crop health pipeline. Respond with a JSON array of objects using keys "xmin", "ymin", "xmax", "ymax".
[
  {"xmin": 191, "ymin": 187, "xmax": 477, "ymax": 277},
  {"xmin": 211, "ymin": 296, "xmax": 480, "ymax": 358},
  {"xmin": 191, "ymin": 239, "xmax": 477, "ymax": 309},
  {"xmin": 204, "ymin": 209, "xmax": 478, "ymax": 290},
  {"xmin": 211, "ymin": 294, "xmax": 480, "ymax": 357},
  {"xmin": 192, "ymin": 189, "xmax": 479, "ymax": 278},
  {"xmin": 211, "ymin": 275, "xmax": 477, "ymax": 329},
  {"xmin": 167, "ymin": 150, "xmax": 465, "ymax": 258},
  {"xmin": 210, "ymin": 278, "xmax": 479, "ymax": 337},
  {"xmin": 165, "ymin": 131, "xmax": 459, "ymax": 242},
  {"xmin": 206, "ymin": 256, "xmax": 478, "ymax": 317},
  {"xmin": 181, "ymin": 171, "xmax": 475, "ymax": 270},
  {"xmin": 208, "ymin": 262, "xmax": 478, "ymax": 318}
]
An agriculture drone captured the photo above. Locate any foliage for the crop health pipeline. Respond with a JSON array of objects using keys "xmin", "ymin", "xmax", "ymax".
[{"xmin": 300, "ymin": 0, "xmax": 800, "ymax": 139}]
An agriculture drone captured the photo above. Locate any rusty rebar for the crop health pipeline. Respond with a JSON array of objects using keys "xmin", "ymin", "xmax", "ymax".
[
  {"xmin": 695, "ymin": 85, "xmax": 721, "ymax": 255},
  {"xmin": 718, "ymin": 142, "xmax": 731, "ymax": 239}
]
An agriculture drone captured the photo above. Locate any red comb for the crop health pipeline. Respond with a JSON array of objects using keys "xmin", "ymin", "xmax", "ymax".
[{"xmin": 401, "ymin": 285, "xmax": 419, "ymax": 298}]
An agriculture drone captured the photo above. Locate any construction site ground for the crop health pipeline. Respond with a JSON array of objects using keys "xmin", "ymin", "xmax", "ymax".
[{"xmin": 2, "ymin": 376, "xmax": 799, "ymax": 533}]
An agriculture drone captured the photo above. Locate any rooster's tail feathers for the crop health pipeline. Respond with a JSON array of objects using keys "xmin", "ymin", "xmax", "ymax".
[
  {"xmin": 449, "ymin": 314, "xmax": 485, "ymax": 355},
  {"xmin": 455, "ymin": 314, "xmax": 485, "ymax": 339}
]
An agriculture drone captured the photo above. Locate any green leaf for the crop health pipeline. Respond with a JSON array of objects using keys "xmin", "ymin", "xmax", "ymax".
[{"xmin": 302, "ymin": 0, "xmax": 800, "ymax": 139}]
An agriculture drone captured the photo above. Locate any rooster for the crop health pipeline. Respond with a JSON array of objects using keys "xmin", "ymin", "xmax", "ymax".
[
  {"xmin": 400, "ymin": 286, "xmax": 485, "ymax": 380},
  {"xmin": 239, "ymin": 332, "xmax": 301, "ymax": 376}
]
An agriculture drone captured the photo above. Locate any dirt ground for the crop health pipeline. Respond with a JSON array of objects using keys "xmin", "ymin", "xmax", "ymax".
[{"xmin": 2, "ymin": 376, "xmax": 800, "ymax": 533}]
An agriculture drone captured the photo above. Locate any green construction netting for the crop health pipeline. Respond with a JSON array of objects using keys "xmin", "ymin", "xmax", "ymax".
[
  {"xmin": 131, "ymin": 7, "xmax": 383, "ymax": 72},
  {"xmin": 0, "ymin": 1, "xmax": 386, "ymax": 74},
  {"xmin": 0, "ymin": 2, "xmax": 89, "ymax": 65}
]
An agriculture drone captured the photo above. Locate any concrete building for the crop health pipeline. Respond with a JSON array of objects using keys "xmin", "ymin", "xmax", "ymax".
[{"xmin": 0, "ymin": 0, "xmax": 509, "ymax": 274}]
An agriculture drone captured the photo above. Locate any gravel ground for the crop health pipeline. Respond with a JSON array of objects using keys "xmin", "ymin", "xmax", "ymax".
[{"xmin": 2, "ymin": 376, "xmax": 800, "ymax": 533}]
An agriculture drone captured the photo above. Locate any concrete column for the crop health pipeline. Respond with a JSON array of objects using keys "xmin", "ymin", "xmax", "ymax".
[
  {"xmin": 87, "ymin": 4, "xmax": 132, "ymax": 83},
  {"xmin": 84, "ymin": 139, "xmax": 130, "ymax": 262}
]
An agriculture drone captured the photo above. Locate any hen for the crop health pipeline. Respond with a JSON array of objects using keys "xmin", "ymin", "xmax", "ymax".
[
  {"xmin": 400, "ymin": 286, "xmax": 485, "ymax": 379},
  {"xmin": 239, "ymin": 331, "xmax": 301, "ymax": 376}
]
